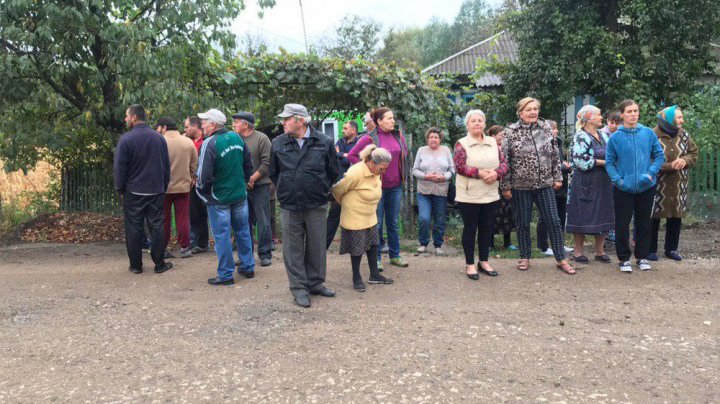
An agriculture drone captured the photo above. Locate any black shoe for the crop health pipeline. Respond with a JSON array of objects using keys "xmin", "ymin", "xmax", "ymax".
[
  {"xmin": 128, "ymin": 266, "xmax": 142, "ymax": 274},
  {"xmin": 368, "ymin": 275, "xmax": 394, "ymax": 284},
  {"xmin": 154, "ymin": 262, "xmax": 173, "ymax": 273},
  {"xmin": 163, "ymin": 250, "xmax": 175, "ymax": 259},
  {"xmin": 310, "ymin": 286, "xmax": 336, "ymax": 297},
  {"xmin": 466, "ymin": 272, "xmax": 480, "ymax": 280},
  {"xmin": 260, "ymin": 258, "xmax": 272, "ymax": 267},
  {"xmin": 478, "ymin": 267, "xmax": 499, "ymax": 276},
  {"xmin": 647, "ymin": 252, "xmax": 659, "ymax": 261},
  {"xmin": 353, "ymin": 278, "xmax": 367, "ymax": 292},
  {"xmin": 294, "ymin": 295, "xmax": 311, "ymax": 308},
  {"xmin": 665, "ymin": 251, "xmax": 683, "ymax": 261},
  {"xmin": 240, "ymin": 271, "xmax": 255, "ymax": 279},
  {"xmin": 208, "ymin": 277, "xmax": 234, "ymax": 285}
]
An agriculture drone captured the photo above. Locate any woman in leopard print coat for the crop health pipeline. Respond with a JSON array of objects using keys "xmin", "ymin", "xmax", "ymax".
[{"xmin": 500, "ymin": 97, "xmax": 575, "ymax": 274}]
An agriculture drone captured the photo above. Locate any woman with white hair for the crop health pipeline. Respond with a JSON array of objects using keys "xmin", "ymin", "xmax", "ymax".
[
  {"xmin": 332, "ymin": 145, "xmax": 394, "ymax": 292},
  {"xmin": 501, "ymin": 97, "xmax": 575, "ymax": 274},
  {"xmin": 454, "ymin": 109, "xmax": 508, "ymax": 279},
  {"xmin": 565, "ymin": 105, "xmax": 614, "ymax": 263}
]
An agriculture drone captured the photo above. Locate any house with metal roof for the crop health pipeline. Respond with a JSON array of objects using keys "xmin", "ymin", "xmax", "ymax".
[{"xmin": 422, "ymin": 30, "xmax": 517, "ymax": 90}]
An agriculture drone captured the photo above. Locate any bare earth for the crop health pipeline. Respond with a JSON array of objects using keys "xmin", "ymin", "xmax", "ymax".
[{"xmin": 1, "ymin": 233, "xmax": 718, "ymax": 403}]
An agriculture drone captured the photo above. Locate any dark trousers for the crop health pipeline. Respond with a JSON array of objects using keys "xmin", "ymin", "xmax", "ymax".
[
  {"xmin": 270, "ymin": 198, "xmax": 277, "ymax": 240},
  {"xmin": 189, "ymin": 186, "xmax": 209, "ymax": 248},
  {"xmin": 123, "ymin": 193, "xmax": 165, "ymax": 270},
  {"xmin": 457, "ymin": 201, "xmax": 498, "ymax": 264},
  {"xmin": 248, "ymin": 183, "xmax": 272, "ymax": 259},
  {"xmin": 537, "ymin": 195, "xmax": 567, "ymax": 251},
  {"xmin": 511, "ymin": 187, "xmax": 566, "ymax": 261},
  {"xmin": 651, "ymin": 217, "xmax": 682, "ymax": 254},
  {"xmin": 326, "ymin": 201, "xmax": 342, "ymax": 249},
  {"xmin": 281, "ymin": 205, "xmax": 328, "ymax": 298},
  {"xmin": 613, "ymin": 187, "xmax": 655, "ymax": 261},
  {"xmin": 163, "ymin": 192, "xmax": 190, "ymax": 249}
]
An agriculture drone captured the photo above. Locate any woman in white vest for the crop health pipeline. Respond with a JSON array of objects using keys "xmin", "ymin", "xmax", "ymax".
[{"xmin": 453, "ymin": 110, "xmax": 508, "ymax": 280}]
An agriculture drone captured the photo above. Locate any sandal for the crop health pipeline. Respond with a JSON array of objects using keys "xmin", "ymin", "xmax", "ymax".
[
  {"xmin": 517, "ymin": 259, "xmax": 529, "ymax": 271},
  {"xmin": 594, "ymin": 254, "xmax": 611, "ymax": 263},
  {"xmin": 572, "ymin": 255, "xmax": 589, "ymax": 263},
  {"xmin": 556, "ymin": 262, "xmax": 576, "ymax": 275}
]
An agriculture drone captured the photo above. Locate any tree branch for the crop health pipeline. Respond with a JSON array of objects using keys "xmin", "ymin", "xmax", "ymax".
[{"xmin": 129, "ymin": 0, "xmax": 159, "ymax": 23}]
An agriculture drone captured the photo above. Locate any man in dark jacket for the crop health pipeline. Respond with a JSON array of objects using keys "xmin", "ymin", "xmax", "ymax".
[
  {"xmin": 114, "ymin": 104, "xmax": 173, "ymax": 274},
  {"xmin": 270, "ymin": 104, "xmax": 339, "ymax": 308},
  {"xmin": 196, "ymin": 108, "xmax": 255, "ymax": 285},
  {"xmin": 326, "ymin": 120, "xmax": 360, "ymax": 249}
]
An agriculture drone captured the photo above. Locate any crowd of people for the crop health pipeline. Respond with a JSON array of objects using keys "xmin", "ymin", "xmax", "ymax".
[{"xmin": 113, "ymin": 97, "xmax": 698, "ymax": 308}]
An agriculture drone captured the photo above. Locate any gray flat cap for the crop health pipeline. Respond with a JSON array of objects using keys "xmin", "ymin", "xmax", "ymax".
[{"xmin": 277, "ymin": 103, "xmax": 310, "ymax": 118}]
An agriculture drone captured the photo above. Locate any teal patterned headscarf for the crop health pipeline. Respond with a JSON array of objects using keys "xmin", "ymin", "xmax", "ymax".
[{"xmin": 657, "ymin": 105, "xmax": 679, "ymax": 135}]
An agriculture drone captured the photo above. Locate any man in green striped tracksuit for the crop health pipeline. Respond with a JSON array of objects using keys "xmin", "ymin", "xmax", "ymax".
[{"xmin": 196, "ymin": 108, "xmax": 255, "ymax": 285}]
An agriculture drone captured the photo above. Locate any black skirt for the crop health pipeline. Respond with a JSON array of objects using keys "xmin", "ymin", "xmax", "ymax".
[{"xmin": 339, "ymin": 226, "xmax": 379, "ymax": 256}]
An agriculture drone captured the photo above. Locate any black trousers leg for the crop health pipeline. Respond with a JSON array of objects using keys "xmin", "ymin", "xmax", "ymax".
[
  {"xmin": 189, "ymin": 187, "xmax": 209, "ymax": 248},
  {"xmin": 477, "ymin": 201, "xmax": 498, "ymax": 262},
  {"xmin": 613, "ymin": 188, "xmax": 635, "ymax": 262},
  {"xmin": 632, "ymin": 187, "xmax": 655, "ymax": 260},
  {"xmin": 650, "ymin": 218, "xmax": 661, "ymax": 254},
  {"xmin": 537, "ymin": 218, "xmax": 549, "ymax": 251},
  {"xmin": 123, "ymin": 194, "xmax": 146, "ymax": 269},
  {"xmin": 665, "ymin": 217, "xmax": 682, "ymax": 253},
  {"xmin": 326, "ymin": 201, "xmax": 342, "ymax": 249},
  {"xmin": 457, "ymin": 202, "xmax": 480, "ymax": 265},
  {"xmin": 146, "ymin": 194, "xmax": 166, "ymax": 267}
]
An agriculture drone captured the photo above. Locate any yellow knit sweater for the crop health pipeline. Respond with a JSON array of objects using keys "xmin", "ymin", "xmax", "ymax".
[{"xmin": 331, "ymin": 162, "xmax": 382, "ymax": 230}]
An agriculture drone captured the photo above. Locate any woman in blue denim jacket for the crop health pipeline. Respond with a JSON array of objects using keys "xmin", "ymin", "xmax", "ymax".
[{"xmin": 605, "ymin": 99, "xmax": 666, "ymax": 273}]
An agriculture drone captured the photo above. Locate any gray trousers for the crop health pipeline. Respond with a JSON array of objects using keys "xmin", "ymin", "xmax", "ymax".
[
  {"xmin": 281, "ymin": 204, "xmax": 328, "ymax": 297},
  {"xmin": 248, "ymin": 183, "xmax": 272, "ymax": 260}
]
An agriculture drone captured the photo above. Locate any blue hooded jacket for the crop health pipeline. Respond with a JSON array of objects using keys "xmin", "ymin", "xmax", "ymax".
[{"xmin": 605, "ymin": 124, "xmax": 666, "ymax": 194}]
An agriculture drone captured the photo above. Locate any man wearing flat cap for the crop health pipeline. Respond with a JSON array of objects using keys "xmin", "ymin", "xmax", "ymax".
[
  {"xmin": 270, "ymin": 103, "xmax": 339, "ymax": 308},
  {"xmin": 232, "ymin": 111, "xmax": 273, "ymax": 267},
  {"xmin": 196, "ymin": 108, "xmax": 255, "ymax": 285}
]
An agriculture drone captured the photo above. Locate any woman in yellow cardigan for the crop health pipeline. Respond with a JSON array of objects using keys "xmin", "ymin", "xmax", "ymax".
[{"xmin": 332, "ymin": 144, "xmax": 395, "ymax": 292}]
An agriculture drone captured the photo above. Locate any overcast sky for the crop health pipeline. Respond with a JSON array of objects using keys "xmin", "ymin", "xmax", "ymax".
[{"xmin": 231, "ymin": 0, "xmax": 504, "ymax": 53}]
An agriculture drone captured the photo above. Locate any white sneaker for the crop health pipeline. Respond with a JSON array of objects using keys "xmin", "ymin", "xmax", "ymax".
[
  {"xmin": 417, "ymin": 246, "xmax": 427, "ymax": 254},
  {"xmin": 564, "ymin": 246, "xmax": 574, "ymax": 253},
  {"xmin": 619, "ymin": 261, "xmax": 633, "ymax": 273},
  {"xmin": 435, "ymin": 247, "xmax": 445, "ymax": 256},
  {"xmin": 637, "ymin": 259, "xmax": 651, "ymax": 271},
  {"xmin": 542, "ymin": 248, "xmax": 554, "ymax": 256}
]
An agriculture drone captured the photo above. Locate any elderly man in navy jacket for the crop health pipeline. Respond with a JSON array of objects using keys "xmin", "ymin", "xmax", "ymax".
[{"xmin": 114, "ymin": 104, "xmax": 173, "ymax": 274}]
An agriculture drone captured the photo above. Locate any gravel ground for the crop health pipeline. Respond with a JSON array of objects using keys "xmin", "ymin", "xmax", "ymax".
[{"xmin": 0, "ymin": 240, "xmax": 718, "ymax": 403}]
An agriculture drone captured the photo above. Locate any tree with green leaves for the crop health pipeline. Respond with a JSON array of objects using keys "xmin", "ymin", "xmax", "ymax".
[
  {"xmin": 478, "ymin": 0, "xmax": 720, "ymax": 123},
  {"xmin": 315, "ymin": 15, "xmax": 382, "ymax": 61},
  {"xmin": 0, "ymin": 0, "xmax": 275, "ymax": 171},
  {"xmin": 380, "ymin": 0, "xmax": 499, "ymax": 68},
  {"xmin": 213, "ymin": 52, "xmax": 456, "ymax": 147}
]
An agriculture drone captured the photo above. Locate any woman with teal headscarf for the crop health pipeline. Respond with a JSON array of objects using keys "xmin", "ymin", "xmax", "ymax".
[{"xmin": 649, "ymin": 105, "xmax": 699, "ymax": 261}]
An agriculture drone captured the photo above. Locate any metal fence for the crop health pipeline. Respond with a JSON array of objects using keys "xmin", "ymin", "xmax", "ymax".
[{"xmin": 60, "ymin": 162, "xmax": 120, "ymax": 214}]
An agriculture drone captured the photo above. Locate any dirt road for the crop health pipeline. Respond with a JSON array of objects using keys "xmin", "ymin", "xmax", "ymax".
[{"xmin": 1, "ymin": 242, "xmax": 718, "ymax": 403}]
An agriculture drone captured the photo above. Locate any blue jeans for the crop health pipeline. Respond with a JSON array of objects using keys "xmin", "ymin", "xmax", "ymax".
[
  {"xmin": 377, "ymin": 186, "xmax": 402, "ymax": 260},
  {"xmin": 417, "ymin": 193, "xmax": 447, "ymax": 247},
  {"xmin": 207, "ymin": 201, "xmax": 255, "ymax": 281}
]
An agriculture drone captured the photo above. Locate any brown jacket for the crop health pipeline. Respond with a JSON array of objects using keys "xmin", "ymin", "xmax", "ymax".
[
  {"xmin": 164, "ymin": 130, "xmax": 198, "ymax": 194},
  {"xmin": 652, "ymin": 126, "xmax": 698, "ymax": 218}
]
